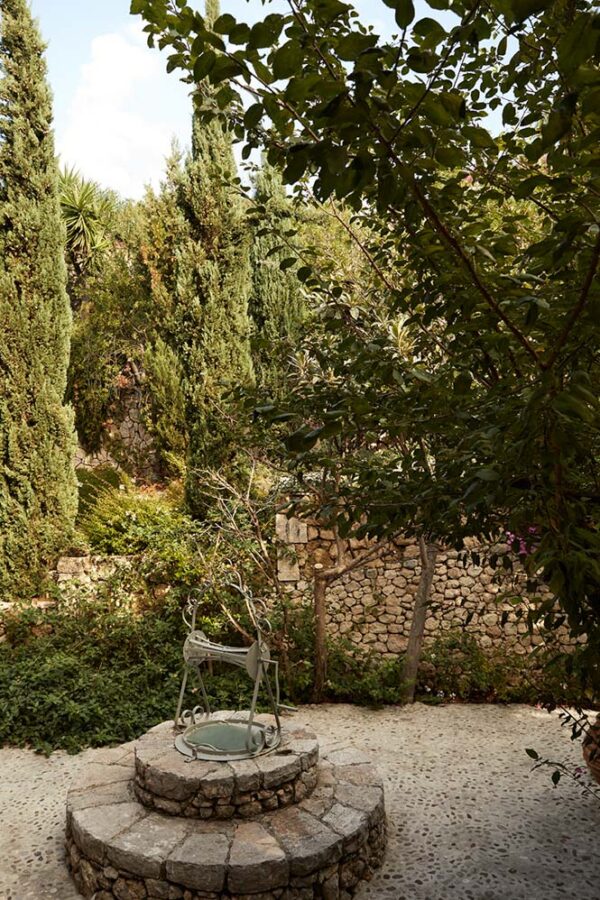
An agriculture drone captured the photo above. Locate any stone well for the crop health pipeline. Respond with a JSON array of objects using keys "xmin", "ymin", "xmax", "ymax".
[{"xmin": 66, "ymin": 716, "xmax": 386, "ymax": 900}]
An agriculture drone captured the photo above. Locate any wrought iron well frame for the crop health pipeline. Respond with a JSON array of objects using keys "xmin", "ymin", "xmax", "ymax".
[{"xmin": 174, "ymin": 573, "xmax": 286, "ymax": 760}]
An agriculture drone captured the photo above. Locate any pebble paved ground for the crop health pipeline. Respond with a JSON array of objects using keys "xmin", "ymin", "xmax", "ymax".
[{"xmin": 1, "ymin": 703, "xmax": 598, "ymax": 900}]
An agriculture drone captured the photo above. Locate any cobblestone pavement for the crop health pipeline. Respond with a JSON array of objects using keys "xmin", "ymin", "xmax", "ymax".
[{"xmin": 1, "ymin": 703, "xmax": 599, "ymax": 900}]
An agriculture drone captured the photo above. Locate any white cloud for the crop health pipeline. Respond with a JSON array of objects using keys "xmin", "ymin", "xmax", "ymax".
[{"xmin": 58, "ymin": 23, "xmax": 190, "ymax": 200}]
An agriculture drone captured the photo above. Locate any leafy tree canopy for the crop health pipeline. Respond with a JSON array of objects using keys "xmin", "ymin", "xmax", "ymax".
[{"xmin": 132, "ymin": 0, "xmax": 600, "ymax": 693}]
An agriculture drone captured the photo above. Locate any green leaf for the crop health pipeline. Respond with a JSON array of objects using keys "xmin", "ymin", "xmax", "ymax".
[
  {"xmin": 229, "ymin": 23, "xmax": 250, "ymax": 44},
  {"xmin": 279, "ymin": 257, "xmax": 297, "ymax": 271},
  {"xmin": 552, "ymin": 392, "xmax": 594, "ymax": 423},
  {"xmin": 270, "ymin": 412, "xmax": 295, "ymax": 423},
  {"xmin": 435, "ymin": 145, "xmax": 466, "ymax": 167},
  {"xmin": 440, "ymin": 92, "xmax": 466, "ymax": 119},
  {"xmin": 413, "ymin": 17, "xmax": 446, "ymax": 45},
  {"xmin": 249, "ymin": 17, "xmax": 283, "ymax": 50},
  {"xmin": 213, "ymin": 13, "xmax": 236, "ymax": 34},
  {"xmin": 394, "ymin": 0, "xmax": 415, "ymax": 29},
  {"xmin": 424, "ymin": 96, "xmax": 453, "ymax": 126},
  {"xmin": 286, "ymin": 426, "xmax": 313, "ymax": 453},
  {"xmin": 557, "ymin": 14, "xmax": 598, "ymax": 75},
  {"xmin": 582, "ymin": 87, "xmax": 600, "ymax": 117},
  {"xmin": 513, "ymin": 175, "xmax": 547, "ymax": 199},
  {"xmin": 273, "ymin": 42, "xmax": 304, "ymax": 79},
  {"xmin": 502, "ymin": 102, "xmax": 517, "ymax": 125},
  {"xmin": 193, "ymin": 50, "xmax": 216, "ymax": 81},
  {"xmin": 509, "ymin": 0, "xmax": 554, "ymax": 24},
  {"xmin": 551, "ymin": 770, "xmax": 562, "ymax": 786},
  {"xmin": 337, "ymin": 32, "xmax": 378, "ymax": 60},
  {"xmin": 244, "ymin": 103, "xmax": 263, "ymax": 128},
  {"xmin": 475, "ymin": 468, "xmax": 501, "ymax": 481},
  {"xmin": 453, "ymin": 372, "xmax": 472, "ymax": 394},
  {"xmin": 297, "ymin": 266, "xmax": 313, "ymax": 282},
  {"xmin": 406, "ymin": 49, "xmax": 436, "ymax": 73},
  {"xmin": 463, "ymin": 126, "xmax": 497, "ymax": 150},
  {"xmin": 525, "ymin": 748, "xmax": 540, "ymax": 759}
]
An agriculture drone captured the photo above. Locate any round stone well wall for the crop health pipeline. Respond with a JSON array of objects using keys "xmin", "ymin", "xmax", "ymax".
[{"xmin": 66, "ymin": 716, "xmax": 386, "ymax": 900}]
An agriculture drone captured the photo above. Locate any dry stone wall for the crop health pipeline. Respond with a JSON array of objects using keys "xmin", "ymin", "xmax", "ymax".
[
  {"xmin": 75, "ymin": 368, "xmax": 159, "ymax": 482},
  {"xmin": 275, "ymin": 516, "xmax": 576, "ymax": 658}
]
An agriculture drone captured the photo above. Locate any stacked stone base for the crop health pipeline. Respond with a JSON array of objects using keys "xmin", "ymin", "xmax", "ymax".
[
  {"xmin": 133, "ymin": 716, "xmax": 320, "ymax": 819},
  {"xmin": 66, "ymin": 719, "xmax": 386, "ymax": 900}
]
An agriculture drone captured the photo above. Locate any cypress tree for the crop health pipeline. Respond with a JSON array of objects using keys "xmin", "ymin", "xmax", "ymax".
[
  {"xmin": 0, "ymin": 0, "xmax": 77, "ymax": 595},
  {"xmin": 175, "ymin": 0, "xmax": 253, "ymax": 513},
  {"xmin": 250, "ymin": 159, "xmax": 304, "ymax": 396}
]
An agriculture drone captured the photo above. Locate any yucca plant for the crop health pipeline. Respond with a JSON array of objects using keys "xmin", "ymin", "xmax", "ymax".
[{"xmin": 59, "ymin": 167, "xmax": 116, "ymax": 276}]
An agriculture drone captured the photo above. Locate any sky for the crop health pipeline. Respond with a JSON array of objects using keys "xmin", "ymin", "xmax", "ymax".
[
  {"xmin": 30, "ymin": 1, "xmax": 443, "ymax": 200},
  {"xmin": 32, "ymin": 0, "xmax": 192, "ymax": 199}
]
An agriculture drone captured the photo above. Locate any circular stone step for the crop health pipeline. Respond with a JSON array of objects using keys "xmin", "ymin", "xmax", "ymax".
[
  {"xmin": 66, "ymin": 725, "xmax": 386, "ymax": 900},
  {"xmin": 134, "ymin": 716, "xmax": 319, "ymax": 819}
]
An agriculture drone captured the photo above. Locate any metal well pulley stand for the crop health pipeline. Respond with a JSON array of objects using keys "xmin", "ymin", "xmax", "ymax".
[{"xmin": 174, "ymin": 574, "xmax": 291, "ymax": 761}]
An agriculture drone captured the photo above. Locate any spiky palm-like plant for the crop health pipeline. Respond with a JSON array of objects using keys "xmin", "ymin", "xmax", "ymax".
[{"xmin": 59, "ymin": 167, "xmax": 116, "ymax": 277}]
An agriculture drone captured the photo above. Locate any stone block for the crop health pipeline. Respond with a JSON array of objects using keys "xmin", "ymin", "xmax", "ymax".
[
  {"xmin": 72, "ymin": 802, "xmax": 145, "ymax": 864},
  {"xmin": 257, "ymin": 753, "xmax": 302, "ymax": 788},
  {"xmin": 70, "ymin": 762, "xmax": 132, "ymax": 794},
  {"xmin": 79, "ymin": 857, "xmax": 100, "ymax": 896},
  {"xmin": 322, "ymin": 803, "xmax": 369, "ymax": 850},
  {"xmin": 277, "ymin": 553, "xmax": 300, "ymax": 583},
  {"xmin": 334, "ymin": 784, "xmax": 384, "ymax": 828},
  {"xmin": 57, "ymin": 556, "xmax": 88, "ymax": 575},
  {"xmin": 107, "ymin": 813, "xmax": 189, "ymax": 878},
  {"xmin": 166, "ymin": 831, "xmax": 230, "ymax": 892},
  {"xmin": 143, "ymin": 751, "xmax": 217, "ymax": 802},
  {"xmin": 237, "ymin": 800, "xmax": 263, "ymax": 818},
  {"xmin": 332, "ymin": 763, "xmax": 381, "ymax": 789},
  {"xmin": 288, "ymin": 518, "xmax": 308, "ymax": 543},
  {"xmin": 196, "ymin": 766, "xmax": 235, "ymax": 800},
  {"xmin": 268, "ymin": 807, "xmax": 341, "ymax": 877},
  {"xmin": 227, "ymin": 822, "xmax": 289, "ymax": 892},
  {"xmin": 113, "ymin": 877, "xmax": 148, "ymax": 900},
  {"xmin": 68, "ymin": 779, "xmax": 132, "ymax": 813},
  {"xmin": 325, "ymin": 748, "xmax": 370, "ymax": 768}
]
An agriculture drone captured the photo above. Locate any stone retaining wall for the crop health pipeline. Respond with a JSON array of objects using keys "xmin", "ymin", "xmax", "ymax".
[
  {"xmin": 55, "ymin": 555, "xmax": 132, "ymax": 590},
  {"xmin": 275, "ymin": 517, "xmax": 576, "ymax": 658},
  {"xmin": 45, "ymin": 532, "xmax": 578, "ymax": 662}
]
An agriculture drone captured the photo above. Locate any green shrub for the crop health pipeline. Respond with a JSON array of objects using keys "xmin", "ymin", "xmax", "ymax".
[
  {"xmin": 76, "ymin": 466, "xmax": 126, "ymax": 519},
  {"xmin": 0, "ymin": 591, "xmax": 259, "ymax": 754},
  {"xmin": 78, "ymin": 486, "xmax": 196, "ymax": 556},
  {"xmin": 326, "ymin": 643, "xmax": 404, "ymax": 705},
  {"xmin": 417, "ymin": 631, "xmax": 586, "ymax": 706}
]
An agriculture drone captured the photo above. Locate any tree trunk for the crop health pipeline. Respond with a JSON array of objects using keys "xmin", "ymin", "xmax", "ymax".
[
  {"xmin": 313, "ymin": 574, "xmax": 328, "ymax": 702},
  {"xmin": 400, "ymin": 538, "xmax": 438, "ymax": 703}
]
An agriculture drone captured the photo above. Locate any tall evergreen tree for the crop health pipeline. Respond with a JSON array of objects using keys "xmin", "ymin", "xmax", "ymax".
[
  {"xmin": 0, "ymin": 0, "xmax": 77, "ymax": 595},
  {"xmin": 250, "ymin": 159, "xmax": 304, "ymax": 397},
  {"xmin": 175, "ymin": 0, "xmax": 253, "ymax": 513},
  {"xmin": 141, "ymin": 146, "xmax": 190, "ymax": 477}
]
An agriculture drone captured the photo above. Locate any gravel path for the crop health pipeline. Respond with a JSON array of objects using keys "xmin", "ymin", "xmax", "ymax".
[{"xmin": 1, "ymin": 703, "xmax": 599, "ymax": 900}]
